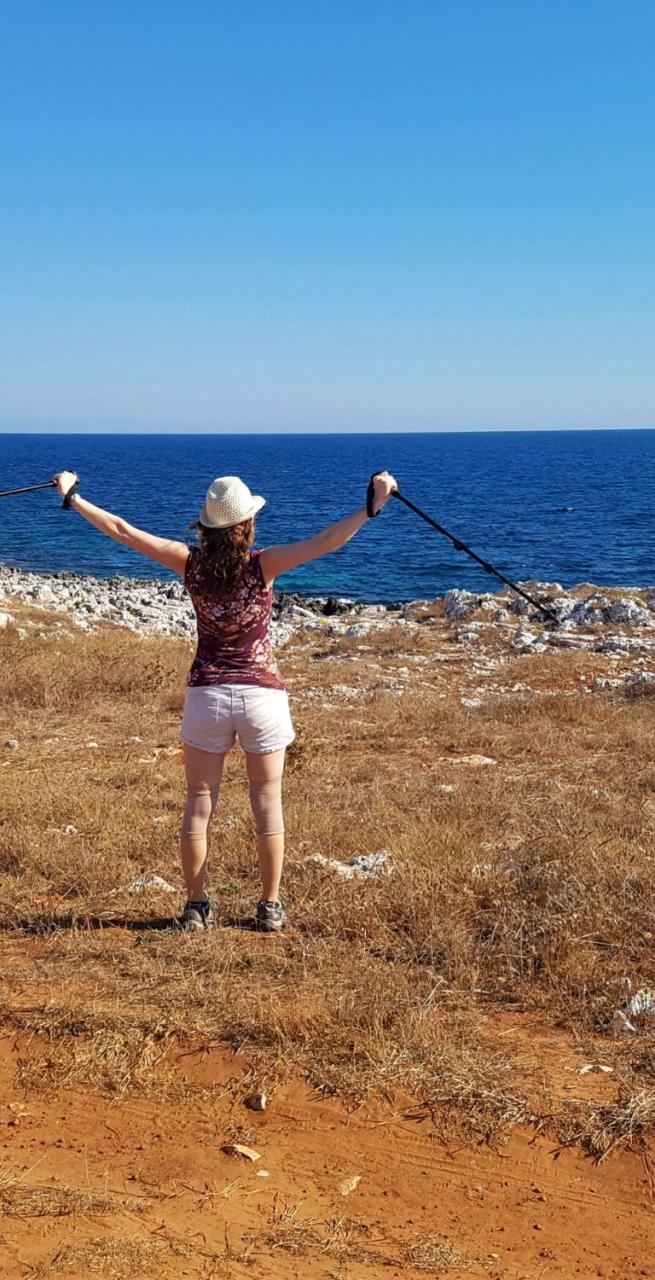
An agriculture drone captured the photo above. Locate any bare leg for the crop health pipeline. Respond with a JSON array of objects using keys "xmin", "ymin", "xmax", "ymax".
[
  {"xmin": 245, "ymin": 748, "xmax": 286, "ymax": 902},
  {"xmin": 181, "ymin": 744, "xmax": 226, "ymax": 900}
]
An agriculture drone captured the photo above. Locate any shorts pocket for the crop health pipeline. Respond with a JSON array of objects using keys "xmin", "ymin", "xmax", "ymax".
[
  {"xmin": 180, "ymin": 687, "xmax": 236, "ymax": 752},
  {"xmin": 239, "ymin": 688, "xmax": 295, "ymax": 752}
]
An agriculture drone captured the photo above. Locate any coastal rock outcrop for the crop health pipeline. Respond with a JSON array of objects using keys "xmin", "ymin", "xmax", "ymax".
[{"xmin": 2, "ymin": 564, "xmax": 655, "ymax": 661}]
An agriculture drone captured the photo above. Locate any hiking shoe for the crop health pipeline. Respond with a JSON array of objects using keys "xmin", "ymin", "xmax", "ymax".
[
  {"xmin": 180, "ymin": 897, "xmax": 216, "ymax": 932},
  {"xmin": 255, "ymin": 899, "xmax": 287, "ymax": 933}
]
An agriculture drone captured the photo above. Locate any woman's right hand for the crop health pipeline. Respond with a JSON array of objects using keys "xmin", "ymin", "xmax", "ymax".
[
  {"xmin": 53, "ymin": 470, "xmax": 78, "ymax": 499},
  {"xmin": 371, "ymin": 470, "xmax": 398, "ymax": 514}
]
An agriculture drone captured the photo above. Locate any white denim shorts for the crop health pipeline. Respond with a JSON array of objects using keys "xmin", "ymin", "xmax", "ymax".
[{"xmin": 181, "ymin": 683, "xmax": 295, "ymax": 755}]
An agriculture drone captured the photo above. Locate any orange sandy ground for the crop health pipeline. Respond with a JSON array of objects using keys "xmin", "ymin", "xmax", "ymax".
[{"xmin": 1, "ymin": 981, "xmax": 654, "ymax": 1280}]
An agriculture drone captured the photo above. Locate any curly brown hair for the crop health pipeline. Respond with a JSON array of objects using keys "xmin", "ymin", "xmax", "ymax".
[{"xmin": 190, "ymin": 518, "xmax": 255, "ymax": 595}]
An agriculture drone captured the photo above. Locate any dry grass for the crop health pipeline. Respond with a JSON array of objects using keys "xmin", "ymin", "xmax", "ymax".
[
  {"xmin": 32, "ymin": 1235, "xmax": 184, "ymax": 1277},
  {"xmin": 0, "ymin": 1178, "xmax": 145, "ymax": 1221},
  {"xmin": 0, "ymin": 1158, "xmax": 148, "ymax": 1237},
  {"xmin": 260, "ymin": 1201, "xmax": 391, "ymax": 1266},
  {"xmin": 557, "ymin": 1090, "xmax": 655, "ymax": 1162},
  {"xmin": 2, "ymin": 612, "xmax": 655, "ymax": 1152},
  {"xmin": 404, "ymin": 1239, "xmax": 481, "ymax": 1272},
  {"xmin": 258, "ymin": 1201, "xmax": 481, "ymax": 1271},
  {"xmin": 14, "ymin": 1025, "xmax": 177, "ymax": 1098}
]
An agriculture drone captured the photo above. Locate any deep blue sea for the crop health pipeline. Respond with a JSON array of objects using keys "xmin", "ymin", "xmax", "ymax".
[{"xmin": 0, "ymin": 431, "xmax": 653, "ymax": 602}]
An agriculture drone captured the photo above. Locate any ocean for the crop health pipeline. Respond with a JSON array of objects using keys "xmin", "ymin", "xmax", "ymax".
[{"xmin": 0, "ymin": 431, "xmax": 653, "ymax": 602}]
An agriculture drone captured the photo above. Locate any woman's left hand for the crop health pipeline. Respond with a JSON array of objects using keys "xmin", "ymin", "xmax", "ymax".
[
  {"xmin": 53, "ymin": 471, "xmax": 78, "ymax": 499},
  {"xmin": 372, "ymin": 470, "xmax": 398, "ymax": 513}
]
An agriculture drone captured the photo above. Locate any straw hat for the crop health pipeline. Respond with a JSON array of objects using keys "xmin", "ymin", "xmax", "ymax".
[{"xmin": 198, "ymin": 476, "xmax": 266, "ymax": 529}]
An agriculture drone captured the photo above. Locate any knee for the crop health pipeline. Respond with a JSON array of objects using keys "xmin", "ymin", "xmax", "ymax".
[
  {"xmin": 248, "ymin": 777, "xmax": 284, "ymax": 837},
  {"xmin": 182, "ymin": 784, "xmax": 219, "ymax": 826},
  {"xmin": 185, "ymin": 782, "xmax": 219, "ymax": 806}
]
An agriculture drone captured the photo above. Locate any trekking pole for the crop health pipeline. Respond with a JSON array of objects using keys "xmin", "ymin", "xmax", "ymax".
[
  {"xmin": 0, "ymin": 480, "xmax": 58, "ymax": 499},
  {"xmin": 390, "ymin": 489, "xmax": 559, "ymax": 625}
]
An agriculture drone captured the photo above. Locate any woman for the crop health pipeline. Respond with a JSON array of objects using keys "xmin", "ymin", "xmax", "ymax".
[{"xmin": 53, "ymin": 468, "xmax": 398, "ymax": 932}]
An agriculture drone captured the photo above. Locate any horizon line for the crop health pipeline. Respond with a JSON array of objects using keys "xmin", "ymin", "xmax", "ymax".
[{"xmin": 1, "ymin": 425, "xmax": 654, "ymax": 438}]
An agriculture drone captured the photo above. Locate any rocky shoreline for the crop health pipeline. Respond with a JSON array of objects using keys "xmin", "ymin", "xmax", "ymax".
[
  {"xmin": 0, "ymin": 562, "xmax": 396, "ymax": 645},
  {"xmin": 2, "ymin": 562, "xmax": 655, "ymax": 664}
]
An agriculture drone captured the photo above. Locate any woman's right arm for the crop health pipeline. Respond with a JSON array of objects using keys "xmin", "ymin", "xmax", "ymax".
[
  {"xmin": 258, "ymin": 471, "xmax": 397, "ymax": 587},
  {"xmin": 53, "ymin": 471, "xmax": 190, "ymax": 576}
]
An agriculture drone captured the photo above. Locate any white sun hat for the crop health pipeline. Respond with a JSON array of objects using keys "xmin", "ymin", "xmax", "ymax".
[{"xmin": 198, "ymin": 475, "xmax": 266, "ymax": 529}]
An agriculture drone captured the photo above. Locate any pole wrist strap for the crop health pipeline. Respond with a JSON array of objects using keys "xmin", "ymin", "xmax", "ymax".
[
  {"xmin": 63, "ymin": 480, "xmax": 80, "ymax": 510},
  {"xmin": 366, "ymin": 472, "xmax": 384, "ymax": 518}
]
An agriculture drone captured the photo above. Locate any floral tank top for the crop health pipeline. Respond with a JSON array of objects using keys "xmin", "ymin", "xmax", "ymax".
[{"xmin": 184, "ymin": 548, "xmax": 285, "ymax": 690}]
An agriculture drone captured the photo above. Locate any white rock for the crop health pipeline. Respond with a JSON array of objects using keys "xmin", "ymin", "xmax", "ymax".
[
  {"xmin": 519, "ymin": 580, "xmax": 563, "ymax": 594},
  {"xmin": 0, "ymin": 612, "xmax": 14, "ymax": 628},
  {"xmin": 507, "ymin": 596, "xmax": 532, "ymax": 616},
  {"xmin": 245, "ymin": 1092, "xmax": 268, "ymax": 1112},
  {"xmin": 338, "ymin": 1175, "xmax": 362, "ymax": 1196},
  {"xmin": 222, "ymin": 1142, "xmax": 262, "ymax": 1162},
  {"xmin": 126, "ymin": 873, "xmax": 177, "ymax": 894},
  {"xmin": 332, "ymin": 684, "xmax": 362, "ymax": 699},
  {"xmin": 626, "ymin": 989, "xmax": 655, "ymax": 1018},
  {"xmin": 443, "ymin": 588, "xmax": 479, "ymax": 620},
  {"xmin": 512, "ymin": 629, "xmax": 537, "ymax": 650},
  {"xmin": 346, "ymin": 622, "xmax": 374, "ymax": 638},
  {"xmin": 596, "ymin": 635, "xmax": 648, "ymax": 653},
  {"xmin": 609, "ymin": 598, "xmax": 652, "ymax": 626},
  {"xmin": 547, "ymin": 597, "xmax": 577, "ymax": 623},
  {"xmin": 279, "ymin": 603, "xmax": 319, "ymax": 623},
  {"xmin": 612, "ymin": 988, "xmax": 655, "ymax": 1034},
  {"xmin": 624, "ymin": 671, "xmax": 655, "ymax": 689},
  {"xmin": 548, "ymin": 634, "xmax": 584, "ymax": 649},
  {"xmin": 270, "ymin": 622, "xmax": 295, "ymax": 647},
  {"xmin": 454, "ymin": 626, "xmax": 482, "ymax": 645},
  {"xmin": 304, "ymin": 849, "xmax": 394, "ymax": 880},
  {"xmin": 451, "ymin": 754, "xmax": 496, "ymax": 766},
  {"xmin": 401, "ymin": 601, "xmax": 426, "ymax": 619}
]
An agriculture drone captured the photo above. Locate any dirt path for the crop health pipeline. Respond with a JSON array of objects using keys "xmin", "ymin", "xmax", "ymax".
[{"xmin": 1, "ymin": 1035, "xmax": 653, "ymax": 1280}]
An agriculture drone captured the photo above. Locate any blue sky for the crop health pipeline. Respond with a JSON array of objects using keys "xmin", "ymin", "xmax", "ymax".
[{"xmin": 1, "ymin": 0, "xmax": 654, "ymax": 433}]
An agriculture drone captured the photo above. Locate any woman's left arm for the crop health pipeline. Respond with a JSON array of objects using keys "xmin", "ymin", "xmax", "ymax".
[{"xmin": 54, "ymin": 472, "xmax": 190, "ymax": 576}]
